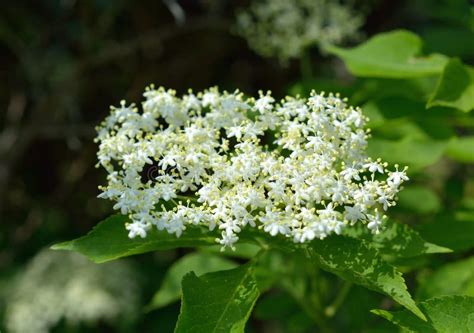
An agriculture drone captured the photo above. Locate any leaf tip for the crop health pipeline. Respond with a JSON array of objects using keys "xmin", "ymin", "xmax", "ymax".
[
  {"xmin": 412, "ymin": 306, "xmax": 428, "ymax": 322},
  {"xmin": 50, "ymin": 241, "xmax": 73, "ymax": 251}
]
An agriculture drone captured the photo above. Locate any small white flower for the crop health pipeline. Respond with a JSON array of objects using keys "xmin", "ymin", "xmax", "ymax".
[
  {"xmin": 367, "ymin": 209, "xmax": 385, "ymax": 234},
  {"xmin": 294, "ymin": 227, "xmax": 316, "ymax": 243},
  {"xmin": 126, "ymin": 221, "xmax": 150, "ymax": 238},
  {"xmin": 364, "ymin": 160, "xmax": 384, "ymax": 174},
  {"xmin": 227, "ymin": 125, "xmax": 245, "ymax": 140},
  {"xmin": 340, "ymin": 166, "xmax": 361, "ymax": 181},
  {"xmin": 255, "ymin": 94, "xmax": 275, "ymax": 113},
  {"xmin": 387, "ymin": 165, "xmax": 409, "ymax": 187},
  {"xmin": 344, "ymin": 205, "xmax": 365, "ymax": 224},
  {"xmin": 217, "ymin": 232, "xmax": 239, "ymax": 251}
]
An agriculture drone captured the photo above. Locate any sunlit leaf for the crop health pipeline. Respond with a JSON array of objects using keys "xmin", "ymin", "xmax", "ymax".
[
  {"xmin": 326, "ymin": 30, "xmax": 447, "ymax": 78},
  {"xmin": 367, "ymin": 137, "xmax": 446, "ymax": 169},
  {"xmin": 51, "ymin": 215, "xmax": 217, "ymax": 263},
  {"xmin": 397, "ymin": 186, "xmax": 441, "ymax": 214}
]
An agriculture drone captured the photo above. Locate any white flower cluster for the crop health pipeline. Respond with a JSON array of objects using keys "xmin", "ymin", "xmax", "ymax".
[
  {"xmin": 96, "ymin": 86, "xmax": 408, "ymax": 250},
  {"xmin": 5, "ymin": 250, "xmax": 139, "ymax": 333},
  {"xmin": 236, "ymin": 0, "xmax": 364, "ymax": 62}
]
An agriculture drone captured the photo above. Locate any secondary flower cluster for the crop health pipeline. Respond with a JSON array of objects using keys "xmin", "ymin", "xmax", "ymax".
[
  {"xmin": 96, "ymin": 86, "xmax": 408, "ymax": 249},
  {"xmin": 6, "ymin": 250, "xmax": 139, "ymax": 333},
  {"xmin": 236, "ymin": 0, "xmax": 364, "ymax": 62}
]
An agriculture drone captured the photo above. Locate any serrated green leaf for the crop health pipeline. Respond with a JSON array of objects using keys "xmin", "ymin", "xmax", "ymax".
[
  {"xmin": 148, "ymin": 252, "xmax": 237, "ymax": 310},
  {"xmin": 446, "ymin": 136, "xmax": 474, "ymax": 163},
  {"xmin": 343, "ymin": 220, "xmax": 450, "ymax": 259},
  {"xmin": 54, "ymin": 215, "xmax": 422, "ymax": 319},
  {"xmin": 372, "ymin": 296, "xmax": 474, "ymax": 333},
  {"xmin": 239, "ymin": 231, "xmax": 425, "ymax": 320},
  {"xmin": 367, "ymin": 137, "xmax": 447, "ymax": 169},
  {"xmin": 417, "ymin": 256, "xmax": 474, "ymax": 300},
  {"xmin": 175, "ymin": 263, "xmax": 260, "ymax": 333},
  {"xmin": 304, "ymin": 236, "xmax": 426, "ymax": 320},
  {"xmin": 428, "ymin": 59, "xmax": 474, "ymax": 112},
  {"xmin": 51, "ymin": 215, "xmax": 217, "ymax": 263},
  {"xmin": 326, "ymin": 30, "xmax": 447, "ymax": 78}
]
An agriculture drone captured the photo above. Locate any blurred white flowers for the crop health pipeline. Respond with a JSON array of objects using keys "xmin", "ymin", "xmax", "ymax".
[
  {"xmin": 96, "ymin": 86, "xmax": 408, "ymax": 250},
  {"xmin": 5, "ymin": 249, "xmax": 139, "ymax": 333},
  {"xmin": 236, "ymin": 0, "xmax": 364, "ymax": 62}
]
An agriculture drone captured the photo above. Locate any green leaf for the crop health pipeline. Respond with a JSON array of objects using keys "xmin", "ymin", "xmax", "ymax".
[
  {"xmin": 148, "ymin": 252, "xmax": 237, "ymax": 310},
  {"xmin": 51, "ymin": 215, "xmax": 216, "ymax": 263},
  {"xmin": 362, "ymin": 96, "xmax": 456, "ymax": 140},
  {"xmin": 54, "ymin": 215, "xmax": 423, "ymax": 320},
  {"xmin": 446, "ymin": 136, "xmax": 474, "ymax": 163},
  {"xmin": 372, "ymin": 296, "xmax": 474, "ymax": 333},
  {"xmin": 351, "ymin": 77, "xmax": 439, "ymax": 106},
  {"xmin": 303, "ymin": 236, "xmax": 426, "ymax": 320},
  {"xmin": 337, "ymin": 285, "xmax": 395, "ymax": 332},
  {"xmin": 326, "ymin": 30, "xmax": 447, "ymax": 78},
  {"xmin": 175, "ymin": 263, "xmax": 260, "ymax": 333},
  {"xmin": 367, "ymin": 137, "xmax": 446, "ymax": 170},
  {"xmin": 397, "ymin": 186, "xmax": 441, "ymax": 214},
  {"xmin": 418, "ymin": 211, "xmax": 474, "ymax": 252},
  {"xmin": 428, "ymin": 59, "xmax": 474, "ymax": 112},
  {"xmin": 362, "ymin": 100, "xmax": 386, "ymax": 128},
  {"xmin": 200, "ymin": 243, "xmax": 260, "ymax": 259},
  {"xmin": 239, "ymin": 231, "xmax": 426, "ymax": 320},
  {"xmin": 343, "ymin": 220, "xmax": 450, "ymax": 259},
  {"xmin": 417, "ymin": 256, "xmax": 474, "ymax": 300},
  {"xmin": 252, "ymin": 250, "xmax": 329, "ymax": 324}
]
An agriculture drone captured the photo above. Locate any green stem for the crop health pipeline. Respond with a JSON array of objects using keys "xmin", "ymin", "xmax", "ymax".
[
  {"xmin": 325, "ymin": 280, "xmax": 353, "ymax": 318},
  {"xmin": 296, "ymin": 296, "xmax": 333, "ymax": 333},
  {"xmin": 300, "ymin": 262, "xmax": 333, "ymax": 333}
]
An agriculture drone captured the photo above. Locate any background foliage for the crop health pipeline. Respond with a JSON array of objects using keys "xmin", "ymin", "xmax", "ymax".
[{"xmin": 1, "ymin": 0, "xmax": 474, "ymax": 332}]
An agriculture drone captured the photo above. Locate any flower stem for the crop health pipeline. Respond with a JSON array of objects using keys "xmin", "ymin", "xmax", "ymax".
[{"xmin": 325, "ymin": 280, "xmax": 353, "ymax": 317}]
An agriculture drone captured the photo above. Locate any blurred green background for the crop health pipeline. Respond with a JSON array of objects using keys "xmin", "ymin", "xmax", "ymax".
[{"xmin": 1, "ymin": 0, "xmax": 473, "ymax": 332}]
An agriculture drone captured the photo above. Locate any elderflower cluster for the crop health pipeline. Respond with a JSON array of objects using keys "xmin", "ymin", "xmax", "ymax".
[
  {"xmin": 5, "ymin": 250, "xmax": 139, "ymax": 333},
  {"xmin": 236, "ymin": 0, "xmax": 364, "ymax": 62},
  {"xmin": 96, "ymin": 86, "xmax": 408, "ymax": 250}
]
